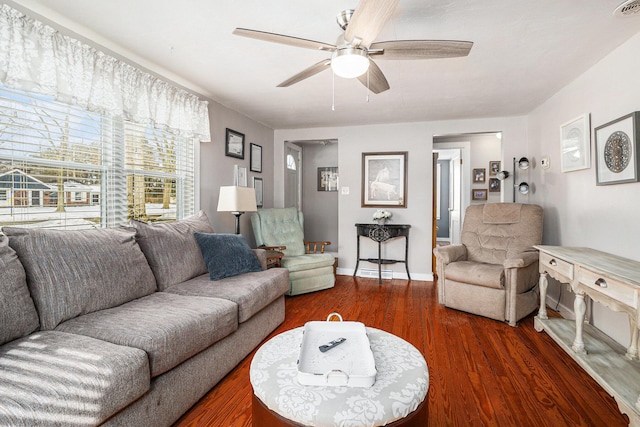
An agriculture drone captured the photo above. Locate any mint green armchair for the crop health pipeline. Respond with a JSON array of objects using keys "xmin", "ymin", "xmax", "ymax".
[{"xmin": 251, "ymin": 207, "xmax": 335, "ymax": 296}]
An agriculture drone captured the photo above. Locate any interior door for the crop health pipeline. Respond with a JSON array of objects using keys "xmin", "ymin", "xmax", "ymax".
[
  {"xmin": 450, "ymin": 150, "xmax": 462, "ymax": 244},
  {"xmin": 284, "ymin": 143, "xmax": 302, "ymax": 210},
  {"xmin": 432, "ymin": 152, "xmax": 439, "ymax": 276}
]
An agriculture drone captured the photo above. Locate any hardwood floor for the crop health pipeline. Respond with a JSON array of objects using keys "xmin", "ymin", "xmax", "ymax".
[{"xmin": 174, "ymin": 276, "xmax": 628, "ymax": 427}]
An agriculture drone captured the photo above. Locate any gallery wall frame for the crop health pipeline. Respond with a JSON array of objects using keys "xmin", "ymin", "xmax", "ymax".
[
  {"xmin": 560, "ymin": 113, "xmax": 591, "ymax": 172},
  {"xmin": 489, "ymin": 178, "xmax": 501, "ymax": 192},
  {"xmin": 489, "ymin": 161, "xmax": 500, "ymax": 176},
  {"xmin": 595, "ymin": 111, "xmax": 640, "ymax": 185},
  {"xmin": 252, "ymin": 177, "xmax": 263, "ymax": 208},
  {"xmin": 473, "ymin": 168, "xmax": 486, "ymax": 183},
  {"xmin": 234, "ymin": 165, "xmax": 248, "ymax": 187},
  {"xmin": 225, "ymin": 128, "xmax": 245, "ymax": 159},
  {"xmin": 250, "ymin": 143, "xmax": 262, "ymax": 173},
  {"xmin": 361, "ymin": 151, "xmax": 407, "ymax": 208},
  {"xmin": 318, "ymin": 167, "xmax": 338, "ymax": 191},
  {"xmin": 472, "ymin": 189, "xmax": 488, "ymax": 201}
]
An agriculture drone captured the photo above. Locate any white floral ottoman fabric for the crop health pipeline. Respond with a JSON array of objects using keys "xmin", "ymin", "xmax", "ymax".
[{"xmin": 250, "ymin": 327, "xmax": 429, "ymax": 427}]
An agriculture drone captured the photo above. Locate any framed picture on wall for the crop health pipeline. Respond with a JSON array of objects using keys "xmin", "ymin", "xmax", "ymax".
[
  {"xmin": 489, "ymin": 161, "xmax": 501, "ymax": 175},
  {"xmin": 234, "ymin": 166, "xmax": 248, "ymax": 187},
  {"xmin": 250, "ymin": 143, "xmax": 262, "ymax": 173},
  {"xmin": 252, "ymin": 177, "xmax": 263, "ymax": 208},
  {"xmin": 473, "ymin": 168, "xmax": 486, "ymax": 183},
  {"xmin": 489, "ymin": 178, "xmax": 501, "ymax": 192},
  {"xmin": 560, "ymin": 113, "xmax": 591, "ymax": 172},
  {"xmin": 361, "ymin": 151, "xmax": 407, "ymax": 207},
  {"xmin": 472, "ymin": 189, "xmax": 488, "ymax": 200},
  {"xmin": 595, "ymin": 112, "xmax": 640, "ymax": 185},
  {"xmin": 318, "ymin": 167, "xmax": 338, "ymax": 191},
  {"xmin": 225, "ymin": 128, "xmax": 245, "ymax": 159}
]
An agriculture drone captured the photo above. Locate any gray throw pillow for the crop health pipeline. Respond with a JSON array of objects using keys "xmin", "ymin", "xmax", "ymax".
[
  {"xmin": 194, "ymin": 233, "xmax": 262, "ymax": 281},
  {"xmin": 3, "ymin": 226, "xmax": 157, "ymax": 330},
  {"xmin": 0, "ymin": 235, "xmax": 39, "ymax": 345},
  {"xmin": 130, "ymin": 211, "xmax": 214, "ymax": 290}
]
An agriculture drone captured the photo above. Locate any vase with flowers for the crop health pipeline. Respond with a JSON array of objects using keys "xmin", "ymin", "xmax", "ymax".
[{"xmin": 373, "ymin": 209, "xmax": 392, "ymax": 226}]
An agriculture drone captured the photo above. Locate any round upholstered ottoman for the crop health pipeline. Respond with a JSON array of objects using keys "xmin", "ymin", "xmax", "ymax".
[{"xmin": 250, "ymin": 327, "xmax": 429, "ymax": 426}]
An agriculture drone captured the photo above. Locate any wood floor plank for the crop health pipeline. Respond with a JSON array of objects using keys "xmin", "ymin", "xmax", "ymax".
[{"xmin": 174, "ymin": 276, "xmax": 629, "ymax": 427}]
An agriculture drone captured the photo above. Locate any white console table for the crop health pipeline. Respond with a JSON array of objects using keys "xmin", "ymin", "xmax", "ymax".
[{"xmin": 534, "ymin": 245, "xmax": 640, "ymax": 426}]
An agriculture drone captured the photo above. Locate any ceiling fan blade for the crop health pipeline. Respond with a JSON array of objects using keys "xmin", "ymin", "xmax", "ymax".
[
  {"xmin": 357, "ymin": 59, "xmax": 389, "ymax": 94},
  {"xmin": 369, "ymin": 40, "xmax": 473, "ymax": 59},
  {"xmin": 345, "ymin": 0, "xmax": 399, "ymax": 48},
  {"xmin": 277, "ymin": 59, "xmax": 332, "ymax": 87},
  {"xmin": 233, "ymin": 28, "xmax": 335, "ymax": 51}
]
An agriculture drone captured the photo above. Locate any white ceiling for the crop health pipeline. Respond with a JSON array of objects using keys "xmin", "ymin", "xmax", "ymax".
[{"xmin": 10, "ymin": 0, "xmax": 640, "ymax": 129}]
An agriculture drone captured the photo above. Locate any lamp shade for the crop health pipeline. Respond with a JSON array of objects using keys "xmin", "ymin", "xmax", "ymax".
[
  {"xmin": 517, "ymin": 157, "xmax": 530, "ymax": 170},
  {"xmin": 331, "ymin": 47, "xmax": 370, "ymax": 78},
  {"xmin": 496, "ymin": 170, "xmax": 510, "ymax": 180},
  {"xmin": 217, "ymin": 186, "xmax": 257, "ymax": 213}
]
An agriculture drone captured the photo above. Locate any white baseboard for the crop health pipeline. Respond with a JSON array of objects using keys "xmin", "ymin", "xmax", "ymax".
[
  {"xmin": 545, "ymin": 295, "xmax": 575, "ymax": 320},
  {"xmin": 336, "ymin": 267, "xmax": 433, "ymax": 282}
]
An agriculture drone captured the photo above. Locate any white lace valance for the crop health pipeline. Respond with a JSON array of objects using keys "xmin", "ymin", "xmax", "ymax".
[{"xmin": 0, "ymin": 4, "xmax": 211, "ymax": 142}]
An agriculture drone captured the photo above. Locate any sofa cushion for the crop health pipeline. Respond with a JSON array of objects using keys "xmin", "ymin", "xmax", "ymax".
[
  {"xmin": 56, "ymin": 292, "xmax": 238, "ymax": 377},
  {"xmin": 164, "ymin": 268, "xmax": 290, "ymax": 323},
  {"xmin": 3, "ymin": 226, "xmax": 157, "ymax": 330},
  {"xmin": 281, "ymin": 253, "xmax": 335, "ymax": 272},
  {"xmin": 195, "ymin": 232, "xmax": 262, "ymax": 281},
  {"xmin": 0, "ymin": 331, "xmax": 149, "ymax": 426},
  {"xmin": 130, "ymin": 211, "xmax": 214, "ymax": 290},
  {"xmin": 0, "ymin": 235, "xmax": 39, "ymax": 346},
  {"xmin": 445, "ymin": 261, "xmax": 505, "ymax": 289}
]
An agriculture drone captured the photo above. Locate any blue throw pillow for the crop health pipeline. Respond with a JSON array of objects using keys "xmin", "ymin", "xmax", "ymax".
[{"xmin": 194, "ymin": 232, "xmax": 262, "ymax": 280}]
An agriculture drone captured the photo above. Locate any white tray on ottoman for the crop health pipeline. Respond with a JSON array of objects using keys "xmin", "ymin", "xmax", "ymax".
[{"xmin": 298, "ymin": 319, "xmax": 376, "ymax": 388}]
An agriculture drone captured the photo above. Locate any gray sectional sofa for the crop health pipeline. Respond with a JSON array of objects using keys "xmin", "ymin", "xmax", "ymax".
[{"xmin": 0, "ymin": 212, "xmax": 290, "ymax": 426}]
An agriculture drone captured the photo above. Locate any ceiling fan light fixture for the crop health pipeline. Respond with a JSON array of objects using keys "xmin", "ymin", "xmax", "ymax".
[{"xmin": 331, "ymin": 47, "xmax": 370, "ymax": 78}]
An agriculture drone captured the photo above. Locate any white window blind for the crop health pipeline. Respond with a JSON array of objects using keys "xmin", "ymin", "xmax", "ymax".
[{"xmin": 0, "ymin": 84, "xmax": 195, "ymax": 230}]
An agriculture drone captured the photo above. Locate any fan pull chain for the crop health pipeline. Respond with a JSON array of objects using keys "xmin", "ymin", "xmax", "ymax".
[
  {"xmin": 332, "ymin": 71, "xmax": 335, "ymax": 111},
  {"xmin": 366, "ymin": 68, "xmax": 370, "ymax": 103}
]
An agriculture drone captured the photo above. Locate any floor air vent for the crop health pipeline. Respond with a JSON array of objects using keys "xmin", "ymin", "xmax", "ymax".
[{"xmin": 358, "ymin": 268, "xmax": 393, "ymax": 279}]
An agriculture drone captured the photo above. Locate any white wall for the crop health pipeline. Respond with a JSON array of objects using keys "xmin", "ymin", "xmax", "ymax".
[
  {"xmin": 300, "ymin": 142, "xmax": 339, "ymax": 250},
  {"xmin": 274, "ymin": 117, "xmax": 528, "ymax": 280},
  {"xmin": 528, "ymin": 32, "xmax": 640, "ymax": 346}
]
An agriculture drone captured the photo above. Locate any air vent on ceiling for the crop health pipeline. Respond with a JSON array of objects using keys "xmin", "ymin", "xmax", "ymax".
[{"xmin": 614, "ymin": 0, "xmax": 640, "ymax": 17}]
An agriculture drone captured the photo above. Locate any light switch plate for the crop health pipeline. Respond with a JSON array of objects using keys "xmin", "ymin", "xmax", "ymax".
[
  {"xmin": 541, "ymin": 156, "xmax": 550, "ymax": 169},
  {"xmin": 341, "ymin": 187, "xmax": 349, "ymax": 195}
]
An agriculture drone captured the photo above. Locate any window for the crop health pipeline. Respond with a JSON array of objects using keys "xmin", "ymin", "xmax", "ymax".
[
  {"xmin": 287, "ymin": 154, "xmax": 297, "ymax": 171},
  {"xmin": 0, "ymin": 85, "xmax": 195, "ymax": 229},
  {"xmin": 0, "ymin": 190, "xmax": 6, "ymax": 201}
]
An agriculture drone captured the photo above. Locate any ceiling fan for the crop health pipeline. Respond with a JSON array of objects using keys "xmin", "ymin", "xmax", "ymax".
[{"xmin": 233, "ymin": 0, "xmax": 473, "ymax": 94}]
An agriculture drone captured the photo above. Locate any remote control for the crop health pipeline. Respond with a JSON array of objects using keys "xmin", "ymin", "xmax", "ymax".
[{"xmin": 319, "ymin": 337, "xmax": 346, "ymax": 353}]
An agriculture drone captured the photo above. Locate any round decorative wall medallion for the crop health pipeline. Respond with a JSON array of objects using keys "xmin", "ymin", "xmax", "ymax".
[{"xmin": 604, "ymin": 131, "xmax": 631, "ymax": 173}]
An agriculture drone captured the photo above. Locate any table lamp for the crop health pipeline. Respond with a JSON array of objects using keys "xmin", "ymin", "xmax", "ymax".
[{"xmin": 217, "ymin": 186, "xmax": 257, "ymax": 234}]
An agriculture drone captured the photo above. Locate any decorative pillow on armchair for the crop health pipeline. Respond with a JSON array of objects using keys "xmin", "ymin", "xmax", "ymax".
[{"xmin": 194, "ymin": 233, "xmax": 262, "ymax": 281}]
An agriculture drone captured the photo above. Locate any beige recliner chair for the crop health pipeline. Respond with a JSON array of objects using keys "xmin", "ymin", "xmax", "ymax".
[{"xmin": 433, "ymin": 203, "xmax": 543, "ymax": 326}]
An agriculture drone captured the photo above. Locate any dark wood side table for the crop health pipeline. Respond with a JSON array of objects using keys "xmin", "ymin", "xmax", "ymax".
[{"xmin": 354, "ymin": 223, "xmax": 411, "ymax": 284}]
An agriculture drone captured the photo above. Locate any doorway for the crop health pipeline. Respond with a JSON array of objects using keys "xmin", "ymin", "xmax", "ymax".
[
  {"xmin": 433, "ymin": 141, "xmax": 470, "ymax": 245},
  {"xmin": 284, "ymin": 143, "xmax": 302, "ymax": 210},
  {"xmin": 283, "ymin": 140, "xmax": 339, "ymax": 250},
  {"xmin": 431, "ymin": 132, "xmax": 503, "ymax": 269},
  {"xmin": 433, "ymin": 148, "xmax": 462, "ymax": 245}
]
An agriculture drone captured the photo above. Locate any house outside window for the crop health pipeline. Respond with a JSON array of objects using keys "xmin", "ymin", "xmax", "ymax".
[{"xmin": 0, "ymin": 85, "xmax": 196, "ymax": 230}]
